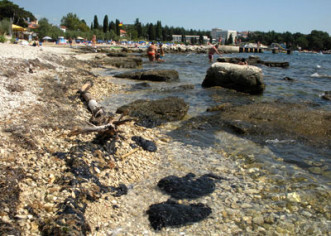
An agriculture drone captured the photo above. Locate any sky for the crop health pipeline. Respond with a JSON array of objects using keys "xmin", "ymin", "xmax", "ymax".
[{"xmin": 10, "ymin": 0, "xmax": 331, "ymax": 34}]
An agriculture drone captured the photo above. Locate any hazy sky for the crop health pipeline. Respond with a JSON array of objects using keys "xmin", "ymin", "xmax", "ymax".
[{"xmin": 10, "ymin": 0, "xmax": 331, "ymax": 34}]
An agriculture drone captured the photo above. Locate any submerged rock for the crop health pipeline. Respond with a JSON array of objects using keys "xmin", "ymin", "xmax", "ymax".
[
  {"xmin": 321, "ymin": 91, "xmax": 331, "ymax": 100},
  {"xmin": 147, "ymin": 200, "xmax": 212, "ymax": 230},
  {"xmin": 157, "ymin": 173, "xmax": 222, "ymax": 199},
  {"xmin": 217, "ymin": 56, "xmax": 290, "ymax": 68},
  {"xmin": 99, "ymin": 57, "xmax": 142, "ymax": 68},
  {"xmin": 115, "ymin": 69, "xmax": 179, "ymax": 82},
  {"xmin": 202, "ymin": 62, "xmax": 265, "ymax": 94},
  {"xmin": 116, "ymin": 96, "xmax": 189, "ymax": 127}
]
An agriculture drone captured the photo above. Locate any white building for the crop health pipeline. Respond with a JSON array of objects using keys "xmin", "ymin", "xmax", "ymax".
[
  {"xmin": 172, "ymin": 35, "xmax": 210, "ymax": 44},
  {"xmin": 211, "ymin": 28, "xmax": 237, "ymax": 45},
  {"xmin": 211, "ymin": 28, "xmax": 222, "ymax": 41}
]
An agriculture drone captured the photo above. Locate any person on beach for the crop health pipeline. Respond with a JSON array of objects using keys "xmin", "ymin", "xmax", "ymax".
[
  {"xmin": 68, "ymin": 37, "xmax": 73, "ymax": 48},
  {"xmin": 147, "ymin": 42, "xmax": 157, "ymax": 62},
  {"xmin": 208, "ymin": 44, "xmax": 221, "ymax": 63},
  {"xmin": 156, "ymin": 43, "xmax": 165, "ymax": 62},
  {"xmin": 238, "ymin": 58, "xmax": 248, "ymax": 65},
  {"xmin": 92, "ymin": 35, "xmax": 97, "ymax": 51}
]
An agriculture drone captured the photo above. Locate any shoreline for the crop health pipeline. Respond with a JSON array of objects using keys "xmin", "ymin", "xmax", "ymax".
[{"xmin": 0, "ymin": 43, "xmax": 330, "ymax": 235}]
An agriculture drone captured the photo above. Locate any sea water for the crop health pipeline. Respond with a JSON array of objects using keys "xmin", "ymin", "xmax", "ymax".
[
  {"xmin": 100, "ymin": 52, "xmax": 331, "ymax": 234},
  {"xmin": 103, "ymin": 51, "xmax": 331, "ymax": 177}
]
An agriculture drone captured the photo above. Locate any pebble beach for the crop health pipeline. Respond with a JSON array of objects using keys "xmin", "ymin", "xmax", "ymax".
[{"xmin": 0, "ymin": 43, "xmax": 330, "ymax": 235}]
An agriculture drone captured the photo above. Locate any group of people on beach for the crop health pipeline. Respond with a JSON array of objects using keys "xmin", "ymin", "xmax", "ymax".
[
  {"xmin": 146, "ymin": 42, "xmax": 224, "ymax": 63},
  {"xmin": 147, "ymin": 42, "xmax": 165, "ymax": 62}
]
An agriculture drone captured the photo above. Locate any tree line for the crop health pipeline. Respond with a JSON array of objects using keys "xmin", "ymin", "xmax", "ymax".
[
  {"xmin": 243, "ymin": 30, "xmax": 331, "ymax": 51},
  {"xmin": 1, "ymin": 0, "xmax": 330, "ymax": 50}
]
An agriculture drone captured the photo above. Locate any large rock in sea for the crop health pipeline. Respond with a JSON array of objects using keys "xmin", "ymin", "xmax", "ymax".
[
  {"xmin": 116, "ymin": 97, "xmax": 189, "ymax": 127},
  {"xmin": 115, "ymin": 69, "xmax": 179, "ymax": 82},
  {"xmin": 202, "ymin": 63, "xmax": 265, "ymax": 94},
  {"xmin": 100, "ymin": 57, "xmax": 142, "ymax": 68}
]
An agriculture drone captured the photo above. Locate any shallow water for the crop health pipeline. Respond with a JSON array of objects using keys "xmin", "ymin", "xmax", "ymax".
[
  {"xmin": 102, "ymin": 51, "xmax": 331, "ymax": 181},
  {"xmin": 98, "ymin": 51, "xmax": 331, "ymax": 234}
]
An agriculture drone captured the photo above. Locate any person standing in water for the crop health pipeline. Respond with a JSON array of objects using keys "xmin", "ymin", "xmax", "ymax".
[
  {"xmin": 208, "ymin": 44, "xmax": 221, "ymax": 63},
  {"xmin": 147, "ymin": 42, "xmax": 157, "ymax": 62},
  {"xmin": 156, "ymin": 43, "xmax": 165, "ymax": 62}
]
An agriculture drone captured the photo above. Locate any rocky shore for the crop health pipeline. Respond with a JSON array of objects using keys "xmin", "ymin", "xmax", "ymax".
[{"xmin": 0, "ymin": 44, "xmax": 330, "ymax": 235}]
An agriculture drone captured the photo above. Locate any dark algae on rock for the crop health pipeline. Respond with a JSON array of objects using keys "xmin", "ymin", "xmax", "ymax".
[
  {"xmin": 147, "ymin": 200, "xmax": 212, "ymax": 230},
  {"xmin": 146, "ymin": 173, "xmax": 221, "ymax": 230},
  {"xmin": 131, "ymin": 136, "xmax": 157, "ymax": 152},
  {"xmin": 157, "ymin": 173, "xmax": 222, "ymax": 199}
]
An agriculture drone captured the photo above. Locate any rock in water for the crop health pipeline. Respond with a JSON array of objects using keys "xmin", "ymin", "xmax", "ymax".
[
  {"xmin": 202, "ymin": 62, "xmax": 265, "ymax": 94},
  {"xmin": 116, "ymin": 96, "xmax": 189, "ymax": 128},
  {"xmin": 157, "ymin": 173, "xmax": 222, "ymax": 199},
  {"xmin": 115, "ymin": 69, "xmax": 179, "ymax": 82},
  {"xmin": 147, "ymin": 200, "xmax": 212, "ymax": 230}
]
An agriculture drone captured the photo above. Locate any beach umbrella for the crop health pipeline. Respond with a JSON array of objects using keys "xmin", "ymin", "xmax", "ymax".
[
  {"xmin": 43, "ymin": 36, "xmax": 52, "ymax": 40},
  {"xmin": 12, "ymin": 24, "xmax": 25, "ymax": 31}
]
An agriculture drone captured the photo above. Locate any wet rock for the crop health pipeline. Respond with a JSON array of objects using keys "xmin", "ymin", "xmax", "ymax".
[
  {"xmin": 202, "ymin": 63, "xmax": 265, "ymax": 94},
  {"xmin": 252, "ymin": 215, "xmax": 264, "ymax": 225},
  {"xmin": 283, "ymin": 77, "xmax": 295, "ymax": 81},
  {"xmin": 157, "ymin": 173, "xmax": 222, "ymax": 199},
  {"xmin": 99, "ymin": 57, "xmax": 142, "ymax": 68},
  {"xmin": 115, "ymin": 69, "xmax": 179, "ymax": 82},
  {"xmin": 206, "ymin": 103, "xmax": 231, "ymax": 112},
  {"xmin": 156, "ymin": 84, "xmax": 195, "ymax": 93},
  {"xmin": 147, "ymin": 200, "xmax": 212, "ymax": 230},
  {"xmin": 262, "ymin": 61, "xmax": 289, "ymax": 68},
  {"xmin": 217, "ymin": 56, "xmax": 289, "ymax": 68},
  {"xmin": 106, "ymin": 52, "xmax": 128, "ymax": 57},
  {"xmin": 131, "ymin": 136, "xmax": 157, "ymax": 152},
  {"xmin": 321, "ymin": 91, "xmax": 331, "ymax": 100},
  {"xmin": 131, "ymin": 82, "xmax": 151, "ymax": 90},
  {"xmin": 111, "ymin": 184, "xmax": 128, "ymax": 197},
  {"xmin": 116, "ymin": 97, "xmax": 189, "ymax": 128}
]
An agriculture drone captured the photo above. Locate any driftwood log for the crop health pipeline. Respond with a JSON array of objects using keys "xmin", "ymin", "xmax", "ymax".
[{"xmin": 68, "ymin": 81, "xmax": 133, "ymax": 137}]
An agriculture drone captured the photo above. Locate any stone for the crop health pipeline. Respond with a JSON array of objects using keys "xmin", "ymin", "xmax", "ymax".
[
  {"xmin": 252, "ymin": 215, "xmax": 264, "ymax": 225},
  {"xmin": 321, "ymin": 91, "xmax": 331, "ymax": 100},
  {"xmin": 146, "ymin": 199, "xmax": 212, "ymax": 230},
  {"xmin": 116, "ymin": 97, "xmax": 189, "ymax": 127},
  {"xmin": 202, "ymin": 63, "xmax": 265, "ymax": 94},
  {"xmin": 99, "ymin": 57, "xmax": 142, "ymax": 68},
  {"xmin": 157, "ymin": 173, "xmax": 222, "ymax": 199},
  {"xmin": 115, "ymin": 69, "xmax": 179, "ymax": 82}
]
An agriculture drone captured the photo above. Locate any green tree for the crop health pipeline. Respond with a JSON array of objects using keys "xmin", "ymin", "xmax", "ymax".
[
  {"xmin": 93, "ymin": 15, "xmax": 99, "ymax": 29},
  {"xmin": 156, "ymin": 20, "xmax": 162, "ymax": 41},
  {"xmin": 181, "ymin": 34, "xmax": 186, "ymax": 43},
  {"xmin": 308, "ymin": 30, "xmax": 329, "ymax": 50},
  {"xmin": 109, "ymin": 20, "xmax": 116, "ymax": 33},
  {"xmin": 103, "ymin": 15, "xmax": 108, "ymax": 33},
  {"xmin": 115, "ymin": 19, "xmax": 120, "ymax": 36},
  {"xmin": 0, "ymin": 18, "xmax": 10, "ymax": 34},
  {"xmin": 199, "ymin": 34, "xmax": 203, "ymax": 44},
  {"xmin": 228, "ymin": 34, "xmax": 233, "ymax": 45},
  {"xmin": 134, "ymin": 18, "xmax": 142, "ymax": 38},
  {"xmin": 147, "ymin": 23, "xmax": 155, "ymax": 40},
  {"xmin": 61, "ymin": 13, "xmax": 89, "ymax": 31},
  {"xmin": 0, "ymin": 0, "xmax": 36, "ymax": 27},
  {"xmin": 34, "ymin": 17, "xmax": 62, "ymax": 40}
]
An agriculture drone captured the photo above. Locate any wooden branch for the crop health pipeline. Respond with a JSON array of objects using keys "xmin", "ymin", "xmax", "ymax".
[
  {"xmin": 120, "ymin": 148, "xmax": 139, "ymax": 159},
  {"xmin": 68, "ymin": 123, "xmax": 117, "ymax": 136}
]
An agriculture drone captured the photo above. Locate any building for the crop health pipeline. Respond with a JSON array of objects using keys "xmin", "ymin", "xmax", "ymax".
[
  {"xmin": 211, "ymin": 28, "xmax": 222, "ymax": 41},
  {"xmin": 172, "ymin": 34, "xmax": 210, "ymax": 44},
  {"xmin": 211, "ymin": 28, "xmax": 237, "ymax": 45}
]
